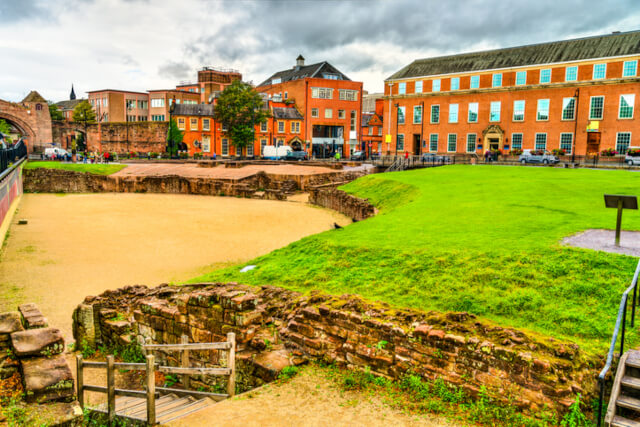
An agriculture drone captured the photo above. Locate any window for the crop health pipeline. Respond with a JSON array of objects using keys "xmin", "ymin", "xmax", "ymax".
[
  {"xmin": 562, "ymin": 98, "xmax": 576, "ymax": 120},
  {"xmin": 415, "ymin": 81, "xmax": 423, "ymax": 93},
  {"xmin": 202, "ymin": 118, "xmax": 210, "ymax": 131},
  {"xmin": 590, "ymin": 96, "xmax": 604, "ymax": 120},
  {"xmin": 535, "ymin": 133, "xmax": 547, "ymax": 150},
  {"xmin": 413, "ymin": 106, "xmax": 422, "ymax": 124},
  {"xmin": 490, "ymin": 101, "xmax": 501, "ymax": 122},
  {"xmin": 623, "ymin": 60, "xmax": 638, "ymax": 77},
  {"xmin": 537, "ymin": 99, "xmax": 550, "ymax": 121},
  {"xmin": 126, "ymin": 99, "xmax": 136, "ymax": 109},
  {"xmin": 398, "ymin": 83, "xmax": 406, "ymax": 95},
  {"xmin": 325, "ymin": 108, "xmax": 332, "ymax": 118},
  {"xmin": 247, "ymin": 143, "xmax": 254, "ymax": 156},
  {"xmin": 222, "ymin": 138, "xmax": 229, "ymax": 156},
  {"xmin": 466, "ymin": 134, "xmax": 477, "ymax": 153},
  {"xmin": 511, "ymin": 133, "xmax": 523, "ymax": 149},
  {"xmin": 429, "ymin": 134, "xmax": 438, "ymax": 152},
  {"xmin": 338, "ymin": 109, "xmax": 345, "ymax": 119},
  {"xmin": 126, "ymin": 115, "xmax": 136, "ymax": 122},
  {"xmin": 593, "ymin": 63, "xmax": 607, "ymax": 79},
  {"xmin": 397, "ymin": 106, "xmax": 405, "ymax": 125},
  {"xmin": 468, "ymin": 102, "xmax": 478, "ymax": 123},
  {"xmin": 397, "ymin": 134, "xmax": 404, "ymax": 151},
  {"xmin": 560, "ymin": 133, "xmax": 573, "ymax": 154},
  {"xmin": 515, "ymin": 71, "xmax": 527, "ymax": 85},
  {"xmin": 103, "ymin": 98, "xmax": 108, "ymax": 107},
  {"xmin": 260, "ymin": 139, "xmax": 267, "ymax": 155},
  {"xmin": 151, "ymin": 98, "xmax": 164, "ymax": 107},
  {"xmin": 378, "ymin": 127, "xmax": 382, "ymax": 136},
  {"xmin": 565, "ymin": 66, "xmax": 578, "ymax": 82},
  {"xmin": 190, "ymin": 118, "xmax": 198, "ymax": 130},
  {"xmin": 447, "ymin": 134, "xmax": 457, "ymax": 152},
  {"xmin": 492, "ymin": 73, "xmax": 502, "ymax": 87},
  {"xmin": 539, "ymin": 69, "xmax": 551, "ymax": 83},
  {"xmin": 619, "ymin": 94, "xmax": 635, "ymax": 119},
  {"xmin": 260, "ymin": 121, "xmax": 267, "ymax": 132},
  {"xmin": 431, "ymin": 105, "xmax": 440, "ymax": 123},
  {"xmin": 311, "ymin": 87, "xmax": 333, "ymax": 99},
  {"xmin": 177, "ymin": 118, "xmax": 185, "ymax": 130},
  {"xmin": 350, "ymin": 110, "xmax": 357, "ymax": 132},
  {"xmin": 202, "ymin": 135, "xmax": 210, "ymax": 153},
  {"xmin": 448, "ymin": 104, "xmax": 458, "ymax": 123},
  {"xmin": 339, "ymin": 90, "xmax": 358, "ymax": 101},
  {"xmin": 513, "ymin": 100, "xmax": 525, "ymax": 121},
  {"xmin": 368, "ymin": 126, "xmax": 373, "ymax": 135},
  {"xmin": 271, "ymin": 78, "xmax": 281, "ymax": 85},
  {"xmin": 278, "ymin": 121, "xmax": 285, "ymax": 133},
  {"xmin": 291, "ymin": 121, "xmax": 300, "ymax": 133},
  {"xmin": 470, "ymin": 75, "xmax": 480, "ymax": 89},
  {"xmin": 451, "ymin": 77, "xmax": 460, "ymax": 91},
  {"xmin": 323, "ymin": 73, "xmax": 339, "ymax": 80},
  {"xmin": 311, "ymin": 108, "xmax": 318, "ymax": 118},
  {"xmin": 617, "ymin": 132, "xmax": 631, "ymax": 154},
  {"xmin": 432, "ymin": 79, "xmax": 441, "ymax": 92},
  {"xmin": 284, "ymin": 92, "xmax": 288, "ymax": 99},
  {"xmin": 221, "ymin": 123, "xmax": 228, "ymax": 132}
]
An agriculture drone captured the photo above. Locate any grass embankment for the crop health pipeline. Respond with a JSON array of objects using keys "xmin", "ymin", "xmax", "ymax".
[
  {"xmin": 193, "ymin": 166, "xmax": 640, "ymax": 353},
  {"xmin": 24, "ymin": 161, "xmax": 126, "ymax": 175}
]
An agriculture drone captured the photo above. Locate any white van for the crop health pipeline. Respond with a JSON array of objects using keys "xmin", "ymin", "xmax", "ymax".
[
  {"xmin": 625, "ymin": 147, "xmax": 640, "ymax": 165},
  {"xmin": 44, "ymin": 147, "xmax": 69, "ymax": 159},
  {"xmin": 262, "ymin": 145, "xmax": 292, "ymax": 160}
]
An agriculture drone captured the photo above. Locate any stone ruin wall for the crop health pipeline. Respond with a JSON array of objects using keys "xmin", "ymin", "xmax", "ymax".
[
  {"xmin": 73, "ymin": 282, "xmax": 600, "ymax": 416},
  {"xmin": 308, "ymin": 186, "xmax": 377, "ymax": 221}
]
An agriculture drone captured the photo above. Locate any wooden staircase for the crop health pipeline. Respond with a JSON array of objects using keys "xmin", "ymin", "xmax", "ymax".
[
  {"xmin": 606, "ymin": 350, "xmax": 640, "ymax": 426},
  {"xmin": 94, "ymin": 394, "xmax": 215, "ymax": 425}
]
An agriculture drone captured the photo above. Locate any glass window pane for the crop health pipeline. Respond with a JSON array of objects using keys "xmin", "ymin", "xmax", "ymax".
[
  {"xmin": 432, "ymin": 79, "xmax": 441, "ymax": 92},
  {"xmin": 492, "ymin": 73, "xmax": 502, "ymax": 87},
  {"xmin": 447, "ymin": 134, "xmax": 457, "ymax": 152},
  {"xmin": 449, "ymin": 104, "xmax": 458, "ymax": 123},
  {"xmin": 413, "ymin": 106, "xmax": 422, "ymax": 124},
  {"xmin": 468, "ymin": 103, "xmax": 478, "ymax": 123},
  {"xmin": 623, "ymin": 60, "xmax": 638, "ymax": 77},
  {"xmin": 619, "ymin": 94, "xmax": 635, "ymax": 119},
  {"xmin": 617, "ymin": 133, "xmax": 631, "ymax": 154},
  {"xmin": 513, "ymin": 100, "xmax": 525, "ymax": 121},
  {"xmin": 470, "ymin": 75, "xmax": 479, "ymax": 89},
  {"xmin": 560, "ymin": 133, "xmax": 573, "ymax": 153},
  {"xmin": 451, "ymin": 77, "xmax": 460, "ymax": 91},
  {"xmin": 516, "ymin": 71, "xmax": 527, "ymax": 85},
  {"xmin": 490, "ymin": 101, "xmax": 501, "ymax": 122},
  {"xmin": 415, "ymin": 81, "xmax": 423, "ymax": 93},
  {"xmin": 537, "ymin": 99, "xmax": 550, "ymax": 120},
  {"xmin": 466, "ymin": 134, "xmax": 476, "ymax": 152},
  {"xmin": 565, "ymin": 66, "xmax": 578, "ymax": 81},
  {"xmin": 562, "ymin": 98, "xmax": 576, "ymax": 120},
  {"xmin": 429, "ymin": 134, "xmax": 438, "ymax": 152},
  {"xmin": 593, "ymin": 63, "xmax": 606, "ymax": 79},
  {"xmin": 589, "ymin": 96, "xmax": 604, "ymax": 119},
  {"xmin": 540, "ymin": 69, "xmax": 551, "ymax": 83},
  {"xmin": 535, "ymin": 134, "xmax": 547, "ymax": 150},
  {"xmin": 431, "ymin": 105, "xmax": 439, "ymax": 123},
  {"xmin": 511, "ymin": 133, "xmax": 523, "ymax": 149}
]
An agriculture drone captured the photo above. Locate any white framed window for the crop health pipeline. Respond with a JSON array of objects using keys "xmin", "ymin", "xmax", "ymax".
[
  {"xmin": 291, "ymin": 121, "xmax": 300, "ymax": 133},
  {"xmin": 190, "ymin": 118, "xmax": 198, "ymax": 131},
  {"xmin": 278, "ymin": 121, "xmax": 285, "ymax": 133},
  {"xmin": 466, "ymin": 133, "xmax": 476, "ymax": 153},
  {"xmin": 177, "ymin": 118, "xmax": 185, "ymax": 130},
  {"xmin": 565, "ymin": 66, "xmax": 578, "ymax": 82},
  {"xmin": 562, "ymin": 97, "xmax": 576, "ymax": 120},
  {"xmin": 511, "ymin": 133, "xmax": 523, "ymax": 149},
  {"xmin": 311, "ymin": 108, "xmax": 318, "ymax": 118},
  {"xmin": 535, "ymin": 133, "xmax": 547, "ymax": 150},
  {"xmin": 429, "ymin": 134, "xmax": 438, "ymax": 152},
  {"xmin": 490, "ymin": 101, "xmax": 501, "ymax": 122},
  {"xmin": 623, "ymin": 60, "xmax": 638, "ymax": 77},
  {"xmin": 368, "ymin": 126, "xmax": 373, "ymax": 135},
  {"xmin": 537, "ymin": 99, "xmax": 550, "ymax": 121},
  {"xmin": 619, "ymin": 94, "xmax": 635, "ymax": 119},
  {"xmin": 539, "ymin": 69, "xmax": 551, "ymax": 84},
  {"xmin": 617, "ymin": 132, "xmax": 631, "ymax": 154},
  {"xmin": 202, "ymin": 135, "xmax": 210, "ymax": 153},
  {"xmin": 513, "ymin": 100, "xmax": 525, "ymax": 121},
  {"xmin": 450, "ymin": 77, "xmax": 460, "ymax": 91},
  {"xmin": 222, "ymin": 138, "xmax": 229, "ymax": 156},
  {"xmin": 260, "ymin": 139, "xmax": 267, "ymax": 154},
  {"xmin": 432, "ymin": 79, "xmax": 441, "ymax": 92},
  {"xmin": 339, "ymin": 90, "xmax": 358, "ymax": 101},
  {"xmin": 413, "ymin": 105, "xmax": 422, "ymax": 124},
  {"xmin": 560, "ymin": 133, "xmax": 573, "ymax": 154},
  {"xmin": 447, "ymin": 134, "xmax": 457, "ymax": 152},
  {"xmin": 430, "ymin": 105, "xmax": 439, "ymax": 124},
  {"xmin": 415, "ymin": 81, "xmax": 423, "ymax": 93},
  {"xmin": 260, "ymin": 121, "xmax": 267, "ymax": 132},
  {"xmin": 589, "ymin": 96, "xmax": 604, "ymax": 120},
  {"xmin": 247, "ymin": 143, "xmax": 254, "ymax": 156},
  {"xmin": 398, "ymin": 82, "xmax": 406, "ymax": 95},
  {"xmin": 338, "ymin": 109, "xmax": 345, "ymax": 119},
  {"xmin": 448, "ymin": 104, "xmax": 458, "ymax": 123},
  {"xmin": 492, "ymin": 73, "xmax": 502, "ymax": 87},
  {"xmin": 593, "ymin": 63, "xmax": 607, "ymax": 79},
  {"xmin": 470, "ymin": 75, "xmax": 480, "ymax": 89},
  {"xmin": 468, "ymin": 102, "xmax": 478, "ymax": 123},
  {"xmin": 325, "ymin": 108, "xmax": 332, "ymax": 118},
  {"xmin": 397, "ymin": 134, "xmax": 404, "ymax": 151},
  {"xmin": 311, "ymin": 87, "xmax": 333, "ymax": 99},
  {"xmin": 397, "ymin": 106, "xmax": 405, "ymax": 125},
  {"xmin": 515, "ymin": 71, "xmax": 527, "ymax": 85},
  {"xmin": 203, "ymin": 118, "xmax": 210, "ymax": 131},
  {"xmin": 221, "ymin": 123, "xmax": 228, "ymax": 132},
  {"xmin": 378, "ymin": 127, "xmax": 382, "ymax": 136},
  {"xmin": 151, "ymin": 98, "xmax": 164, "ymax": 108}
]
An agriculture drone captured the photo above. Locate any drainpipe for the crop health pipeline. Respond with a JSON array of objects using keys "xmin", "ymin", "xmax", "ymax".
[
  {"xmin": 420, "ymin": 100, "xmax": 425, "ymax": 156},
  {"xmin": 387, "ymin": 82, "xmax": 393, "ymax": 155},
  {"xmin": 572, "ymin": 88, "xmax": 580, "ymax": 164}
]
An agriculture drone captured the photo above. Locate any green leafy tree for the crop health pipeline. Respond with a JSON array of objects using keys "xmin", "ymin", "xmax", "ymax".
[
  {"xmin": 0, "ymin": 119, "xmax": 11, "ymax": 135},
  {"xmin": 214, "ymin": 80, "xmax": 269, "ymax": 156},
  {"xmin": 72, "ymin": 100, "xmax": 96, "ymax": 152},
  {"xmin": 48, "ymin": 102, "xmax": 64, "ymax": 121},
  {"xmin": 166, "ymin": 118, "xmax": 184, "ymax": 156}
]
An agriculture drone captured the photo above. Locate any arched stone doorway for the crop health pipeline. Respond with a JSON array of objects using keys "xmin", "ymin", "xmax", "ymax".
[
  {"xmin": 0, "ymin": 114, "xmax": 36, "ymax": 147},
  {"xmin": 482, "ymin": 124, "xmax": 505, "ymax": 152},
  {"xmin": 289, "ymin": 136, "xmax": 303, "ymax": 151}
]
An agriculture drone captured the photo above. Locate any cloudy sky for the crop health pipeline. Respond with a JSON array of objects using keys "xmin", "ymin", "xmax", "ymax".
[{"xmin": 1, "ymin": 0, "xmax": 639, "ymax": 103}]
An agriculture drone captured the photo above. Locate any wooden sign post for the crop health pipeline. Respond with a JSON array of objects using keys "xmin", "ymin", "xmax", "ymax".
[{"xmin": 604, "ymin": 194, "xmax": 638, "ymax": 246}]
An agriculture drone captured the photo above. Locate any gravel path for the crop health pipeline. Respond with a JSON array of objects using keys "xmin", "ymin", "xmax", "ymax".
[{"xmin": 562, "ymin": 229, "xmax": 640, "ymax": 257}]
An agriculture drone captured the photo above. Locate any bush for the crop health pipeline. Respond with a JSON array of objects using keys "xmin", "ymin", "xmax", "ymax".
[
  {"xmin": 628, "ymin": 148, "xmax": 640, "ymax": 156},
  {"xmin": 278, "ymin": 365, "xmax": 300, "ymax": 380},
  {"xmin": 510, "ymin": 149, "xmax": 523, "ymax": 156},
  {"xmin": 601, "ymin": 148, "xmax": 618, "ymax": 157},
  {"xmin": 552, "ymin": 148, "xmax": 566, "ymax": 156}
]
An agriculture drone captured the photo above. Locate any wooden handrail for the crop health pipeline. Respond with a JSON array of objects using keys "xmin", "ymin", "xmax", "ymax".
[{"xmin": 143, "ymin": 342, "xmax": 231, "ymax": 351}]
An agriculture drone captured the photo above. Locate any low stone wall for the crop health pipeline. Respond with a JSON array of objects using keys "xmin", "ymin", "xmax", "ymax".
[
  {"xmin": 73, "ymin": 282, "xmax": 598, "ymax": 415},
  {"xmin": 308, "ymin": 187, "xmax": 377, "ymax": 221}
]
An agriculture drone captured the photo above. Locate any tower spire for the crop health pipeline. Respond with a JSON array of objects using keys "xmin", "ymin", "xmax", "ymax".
[{"xmin": 70, "ymin": 84, "xmax": 76, "ymax": 100}]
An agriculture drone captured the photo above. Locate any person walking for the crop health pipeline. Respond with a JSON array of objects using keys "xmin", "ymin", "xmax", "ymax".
[{"xmin": 335, "ymin": 151, "xmax": 341, "ymax": 162}]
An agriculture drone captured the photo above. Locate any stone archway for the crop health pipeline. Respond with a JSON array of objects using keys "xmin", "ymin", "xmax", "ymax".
[
  {"xmin": 0, "ymin": 113, "xmax": 36, "ymax": 145},
  {"xmin": 289, "ymin": 136, "xmax": 303, "ymax": 151},
  {"xmin": 482, "ymin": 124, "xmax": 505, "ymax": 151},
  {"xmin": 0, "ymin": 93, "xmax": 53, "ymax": 152}
]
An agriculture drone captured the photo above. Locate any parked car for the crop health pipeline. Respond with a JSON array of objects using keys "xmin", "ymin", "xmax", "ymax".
[
  {"xmin": 625, "ymin": 147, "xmax": 640, "ymax": 165},
  {"xmin": 44, "ymin": 147, "xmax": 69, "ymax": 160},
  {"xmin": 421, "ymin": 153, "xmax": 450, "ymax": 162},
  {"xmin": 350, "ymin": 151, "xmax": 366, "ymax": 161},
  {"xmin": 284, "ymin": 150, "xmax": 308, "ymax": 161},
  {"xmin": 518, "ymin": 149, "xmax": 559, "ymax": 165}
]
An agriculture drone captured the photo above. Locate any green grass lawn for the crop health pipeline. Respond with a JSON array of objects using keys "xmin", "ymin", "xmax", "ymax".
[
  {"xmin": 193, "ymin": 165, "xmax": 640, "ymax": 353},
  {"xmin": 24, "ymin": 161, "xmax": 126, "ymax": 175}
]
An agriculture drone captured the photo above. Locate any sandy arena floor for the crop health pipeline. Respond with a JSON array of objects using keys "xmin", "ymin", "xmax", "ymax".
[{"xmin": 0, "ymin": 193, "xmax": 349, "ymax": 341}]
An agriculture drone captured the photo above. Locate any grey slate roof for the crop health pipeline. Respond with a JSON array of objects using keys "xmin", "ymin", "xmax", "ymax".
[
  {"xmin": 361, "ymin": 113, "xmax": 373, "ymax": 127},
  {"xmin": 55, "ymin": 99, "xmax": 84, "ymax": 110},
  {"xmin": 388, "ymin": 30, "xmax": 640, "ymax": 80},
  {"xmin": 172, "ymin": 104, "xmax": 215, "ymax": 117},
  {"xmin": 258, "ymin": 62, "xmax": 350, "ymax": 87},
  {"xmin": 272, "ymin": 107, "xmax": 303, "ymax": 120}
]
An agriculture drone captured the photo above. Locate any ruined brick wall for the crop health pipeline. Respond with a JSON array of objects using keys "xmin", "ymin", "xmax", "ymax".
[
  {"xmin": 308, "ymin": 187, "xmax": 376, "ymax": 221},
  {"xmin": 73, "ymin": 283, "xmax": 599, "ymax": 415},
  {"xmin": 83, "ymin": 122, "xmax": 169, "ymax": 154}
]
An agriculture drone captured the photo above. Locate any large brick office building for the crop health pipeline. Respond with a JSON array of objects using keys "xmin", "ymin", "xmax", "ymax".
[{"xmin": 384, "ymin": 31, "xmax": 640, "ymax": 157}]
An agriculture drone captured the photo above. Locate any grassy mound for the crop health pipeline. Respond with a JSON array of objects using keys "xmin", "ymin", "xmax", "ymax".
[
  {"xmin": 193, "ymin": 166, "xmax": 640, "ymax": 353},
  {"xmin": 24, "ymin": 161, "xmax": 126, "ymax": 175}
]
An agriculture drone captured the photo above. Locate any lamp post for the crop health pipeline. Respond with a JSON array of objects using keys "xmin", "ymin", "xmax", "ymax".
[
  {"xmin": 126, "ymin": 102, "xmax": 132, "ymax": 154},
  {"xmin": 394, "ymin": 103, "xmax": 400, "ymax": 157},
  {"xmin": 572, "ymin": 88, "xmax": 580, "ymax": 164},
  {"xmin": 419, "ymin": 100, "xmax": 424, "ymax": 156},
  {"xmin": 168, "ymin": 99, "xmax": 175, "ymax": 158}
]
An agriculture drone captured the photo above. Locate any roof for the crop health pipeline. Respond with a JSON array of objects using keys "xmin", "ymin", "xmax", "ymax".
[
  {"xmin": 361, "ymin": 113, "xmax": 373, "ymax": 127},
  {"xmin": 258, "ymin": 61, "xmax": 351, "ymax": 87},
  {"xmin": 272, "ymin": 107, "xmax": 303, "ymax": 120},
  {"xmin": 172, "ymin": 104, "xmax": 215, "ymax": 117},
  {"xmin": 55, "ymin": 99, "xmax": 84, "ymax": 110},
  {"xmin": 87, "ymin": 89, "xmax": 148, "ymax": 95},
  {"xmin": 387, "ymin": 30, "xmax": 640, "ymax": 80},
  {"xmin": 21, "ymin": 91, "xmax": 47, "ymax": 103}
]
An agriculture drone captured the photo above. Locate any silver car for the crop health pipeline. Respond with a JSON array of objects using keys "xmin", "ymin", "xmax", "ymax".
[{"xmin": 519, "ymin": 149, "xmax": 559, "ymax": 165}]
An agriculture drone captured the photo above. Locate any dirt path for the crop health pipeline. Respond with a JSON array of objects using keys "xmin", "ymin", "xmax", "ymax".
[{"xmin": 0, "ymin": 193, "xmax": 349, "ymax": 342}]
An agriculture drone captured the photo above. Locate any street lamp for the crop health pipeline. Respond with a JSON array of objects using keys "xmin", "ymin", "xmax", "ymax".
[{"xmin": 394, "ymin": 103, "xmax": 400, "ymax": 157}]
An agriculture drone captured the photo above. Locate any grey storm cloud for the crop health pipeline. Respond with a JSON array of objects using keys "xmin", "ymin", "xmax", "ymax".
[{"xmin": 158, "ymin": 61, "xmax": 192, "ymax": 80}]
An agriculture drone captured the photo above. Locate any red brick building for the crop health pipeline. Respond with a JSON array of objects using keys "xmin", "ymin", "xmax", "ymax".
[
  {"xmin": 384, "ymin": 31, "xmax": 640, "ymax": 158},
  {"xmin": 361, "ymin": 99, "xmax": 384, "ymax": 157},
  {"xmin": 176, "ymin": 67, "xmax": 242, "ymax": 104},
  {"xmin": 172, "ymin": 103, "xmax": 215, "ymax": 156},
  {"xmin": 87, "ymin": 89, "xmax": 149, "ymax": 123},
  {"xmin": 257, "ymin": 55, "xmax": 363, "ymax": 158}
]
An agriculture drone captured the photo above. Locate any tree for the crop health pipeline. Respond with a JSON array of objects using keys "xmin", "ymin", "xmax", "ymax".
[
  {"xmin": 72, "ymin": 100, "xmax": 96, "ymax": 152},
  {"xmin": 48, "ymin": 102, "xmax": 64, "ymax": 121},
  {"xmin": 214, "ymin": 80, "xmax": 269, "ymax": 156},
  {"xmin": 166, "ymin": 118, "xmax": 184, "ymax": 156}
]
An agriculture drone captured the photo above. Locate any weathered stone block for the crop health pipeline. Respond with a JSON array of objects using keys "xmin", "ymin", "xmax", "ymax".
[
  {"xmin": 0, "ymin": 312, "xmax": 24, "ymax": 335},
  {"xmin": 18, "ymin": 303, "xmax": 48, "ymax": 329},
  {"xmin": 11, "ymin": 327, "xmax": 65, "ymax": 358},
  {"xmin": 21, "ymin": 355, "xmax": 74, "ymax": 403}
]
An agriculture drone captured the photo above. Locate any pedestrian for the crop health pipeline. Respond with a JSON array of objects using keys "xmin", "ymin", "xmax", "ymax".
[
  {"xmin": 104, "ymin": 151, "xmax": 109, "ymax": 164},
  {"xmin": 404, "ymin": 151, "xmax": 409, "ymax": 160},
  {"xmin": 335, "ymin": 151, "xmax": 341, "ymax": 161},
  {"xmin": 485, "ymin": 150, "xmax": 490, "ymax": 163}
]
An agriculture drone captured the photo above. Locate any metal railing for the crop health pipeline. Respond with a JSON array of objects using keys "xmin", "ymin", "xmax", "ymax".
[
  {"xmin": 0, "ymin": 140, "xmax": 27, "ymax": 177},
  {"xmin": 597, "ymin": 259, "xmax": 640, "ymax": 426},
  {"xmin": 374, "ymin": 154, "xmax": 457, "ymax": 171}
]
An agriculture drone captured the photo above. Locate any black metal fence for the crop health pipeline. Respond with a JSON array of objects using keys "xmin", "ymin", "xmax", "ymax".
[
  {"xmin": 0, "ymin": 140, "xmax": 27, "ymax": 177},
  {"xmin": 372, "ymin": 155, "xmax": 461, "ymax": 170}
]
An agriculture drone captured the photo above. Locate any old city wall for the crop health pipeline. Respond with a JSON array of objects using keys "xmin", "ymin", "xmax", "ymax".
[
  {"xmin": 73, "ymin": 283, "xmax": 598, "ymax": 415},
  {"xmin": 308, "ymin": 185, "xmax": 377, "ymax": 221}
]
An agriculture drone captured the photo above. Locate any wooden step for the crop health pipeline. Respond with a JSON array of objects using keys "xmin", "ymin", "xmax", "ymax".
[
  {"xmin": 622, "ymin": 376, "xmax": 640, "ymax": 390},
  {"xmin": 618, "ymin": 395, "xmax": 640, "ymax": 412},
  {"xmin": 156, "ymin": 397, "xmax": 214, "ymax": 424},
  {"xmin": 612, "ymin": 415, "xmax": 640, "ymax": 427},
  {"xmin": 127, "ymin": 395, "xmax": 193, "ymax": 418}
]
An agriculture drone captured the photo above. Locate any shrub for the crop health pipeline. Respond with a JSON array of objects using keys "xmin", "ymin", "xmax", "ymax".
[
  {"xmin": 278, "ymin": 366, "xmax": 300, "ymax": 380},
  {"xmin": 601, "ymin": 148, "xmax": 618, "ymax": 157},
  {"xmin": 628, "ymin": 148, "xmax": 640, "ymax": 156},
  {"xmin": 510, "ymin": 149, "xmax": 523, "ymax": 156},
  {"xmin": 552, "ymin": 148, "xmax": 566, "ymax": 156}
]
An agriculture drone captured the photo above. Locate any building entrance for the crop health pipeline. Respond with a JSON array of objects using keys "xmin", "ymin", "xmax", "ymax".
[
  {"xmin": 413, "ymin": 134, "xmax": 421, "ymax": 155},
  {"xmin": 586, "ymin": 132, "xmax": 601, "ymax": 155},
  {"xmin": 488, "ymin": 138, "xmax": 500, "ymax": 151}
]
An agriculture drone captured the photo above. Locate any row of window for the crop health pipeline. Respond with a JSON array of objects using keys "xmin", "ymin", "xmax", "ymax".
[
  {"xmin": 396, "ymin": 60, "xmax": 639, "ymax": 94},
  {"xmin": 150, "ymin": 115, "xmax": 165, "ymax": 121},
  {"xmin": 90, "ymin": 97, "xmax": 108, "ymax": 107},
  {"xmin": 367, "ymin": 126, "xmax": 383, "ymax": 136},
  {"xmin": 397, "ymin": 94, "xmax": 635, "ymax": 125},
  {"xmin": 177, "ymin": 117, "xmax": 212, "ymax": 131},
  {"xmin": 125, "ymin": 100, "xmax": 148, "ymax": 110},
  {"xmin": 310, "ymin": 87, "xmax": 359, "ymax": 101}
]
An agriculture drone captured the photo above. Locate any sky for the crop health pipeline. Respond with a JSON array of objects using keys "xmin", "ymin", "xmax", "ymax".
[{"xmin": 1, "ymin": 0, "xmax": 639, "ymax": 103}]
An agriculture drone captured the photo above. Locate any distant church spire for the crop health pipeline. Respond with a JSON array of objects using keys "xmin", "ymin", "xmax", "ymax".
[{"xmin": 70, "ymin": 84, "xmax": 76, "ymax": 100}]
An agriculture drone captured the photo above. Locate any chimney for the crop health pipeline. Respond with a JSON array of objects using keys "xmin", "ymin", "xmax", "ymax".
[{"xmin": 296, "ymin": 54, "xmax": 305, "ymax": 68}]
